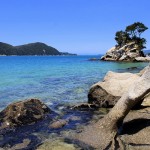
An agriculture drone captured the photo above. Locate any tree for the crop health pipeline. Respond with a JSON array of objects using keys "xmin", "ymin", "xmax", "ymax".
[
  {"xmin": 125, "ymin": 22, "xmax": 148, "ymax": 38},
  {"xmin": 115, "ymin": 31, "xmax": 130, "ymax": 47},
  {"xmin": 115, "ymin": 22, "xmax": 148, "ymax": 49}
]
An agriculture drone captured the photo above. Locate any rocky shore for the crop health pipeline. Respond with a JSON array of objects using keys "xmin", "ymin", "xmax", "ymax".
[
  {"xmin": 0, "ymin": 66, "xmax": 150, "ymax": 149},
  {"xmin": 101, "ymin": 42, "xmax": 150, "ymax": 62}
]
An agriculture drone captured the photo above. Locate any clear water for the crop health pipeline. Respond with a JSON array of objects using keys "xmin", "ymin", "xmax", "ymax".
[{"xmin": 0, "ymin": 56, "xmax": 148, "ymax": 110}]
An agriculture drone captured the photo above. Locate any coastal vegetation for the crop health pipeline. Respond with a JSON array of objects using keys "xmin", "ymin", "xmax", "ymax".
[
  {"xmin": 0, "ymin": 42, "xmax": 76, "ymax": 56},
  {"xmin": 115, "ymin": 22, "xmax": 148, "ymax": 49}
]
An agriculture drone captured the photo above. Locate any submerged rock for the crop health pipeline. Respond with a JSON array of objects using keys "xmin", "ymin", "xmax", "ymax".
[
  {"xmin": 9, "ymin": 139, "xmax": 31, "ymax": 150},
  {"xmin": 70, "ymin": 103, "xmax": 99, "ymax": 110},
  {"xmin": 0, "ymin": 99, "xmax": 51, "ymax": 128},
  {"xmin": 89, "ymin": 58, "xmax": 100, "ymax": 61},
  {"xmin": 37, "ymin": 139, "xmax": 77, "ymax": 150},
  {"xmin": 49, "ymin": 119, "xmax": 68, "ymax": 129}
]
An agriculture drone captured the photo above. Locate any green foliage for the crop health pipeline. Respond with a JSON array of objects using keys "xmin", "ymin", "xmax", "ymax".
[
  {"xmin": 115, "ymin": 31, "xmax": 131, "ymax": 47},
  {"xmin": 0, "ymin": 42, "xmax": 76, "ymax": 56},
  {"xmin": 125, "ymin": 22, "xmax": 148, "ymax": 38},
  {"xmin": 16, "ymin": 42, "xmax": 61, "ymax": 55},
  {"xmin": 115, "ymin": 22, "xmax": 148, "ymax": 49}
]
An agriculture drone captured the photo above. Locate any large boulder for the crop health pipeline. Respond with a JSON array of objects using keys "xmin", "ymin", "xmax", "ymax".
[
  {"xmin": 101, "ymin": 42, "xmax": 146, "ymax": 61},
  {"xmin": 88, "ymin": 69, "xmax": 150, "ymax": 107},
  {"xmin": 0, "ymin": 99, "xmax": 51, "ymax": 128}
]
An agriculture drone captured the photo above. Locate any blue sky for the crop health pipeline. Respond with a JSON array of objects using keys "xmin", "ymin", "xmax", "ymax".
[{"xmin": 0, "ymin": 0, "xmax": 150, "ymax": 54}]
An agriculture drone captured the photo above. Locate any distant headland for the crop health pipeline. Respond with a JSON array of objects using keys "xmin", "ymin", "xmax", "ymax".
[{"xmin": 0, "ymin": 42, "xmax": 77, "ymax": 56}]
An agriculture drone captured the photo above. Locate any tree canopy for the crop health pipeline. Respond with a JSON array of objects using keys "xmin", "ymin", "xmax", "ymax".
[{"xmin": 115, "ymin": 22, "xmax": 148, "ymax": 49}]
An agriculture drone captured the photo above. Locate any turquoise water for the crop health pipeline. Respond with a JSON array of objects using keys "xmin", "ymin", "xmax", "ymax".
[{"xmin": 0, "ymin": 56, "xmax": 148, "ymax": 110}]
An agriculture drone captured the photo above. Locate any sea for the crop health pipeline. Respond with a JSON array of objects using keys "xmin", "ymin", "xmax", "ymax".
[
  {"xmin": 0, "ymin": 55, "xmax": 149, "ymax": 149},
  {"xmin": 0, "ymin": 55, "xmax": 148, "ymax": 111}
]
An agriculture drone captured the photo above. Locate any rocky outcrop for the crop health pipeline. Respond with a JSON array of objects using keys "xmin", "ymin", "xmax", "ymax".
[
  {"xmin": 88, "ymin": 67, "xmax": 150, "ymax": 107},
  {"xmin": 74, "ymin": 65, "xmax": 150, "ymax": 149},
  {"xmin": 135, "ymin": 56, "xmax": 150, "ymax": 62},
  {"xmin": 0, "ymin": 99, "xmax": 51, "ymax": 128},
  {"xmin": 101, "ymin": 42, "xmax": 148, "ymax": 61}
]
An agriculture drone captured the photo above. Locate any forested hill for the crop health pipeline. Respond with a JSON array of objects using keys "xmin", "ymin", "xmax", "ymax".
[{"xmin": 0, "ymin": 42, "xmax": 76, "ymax": 56}]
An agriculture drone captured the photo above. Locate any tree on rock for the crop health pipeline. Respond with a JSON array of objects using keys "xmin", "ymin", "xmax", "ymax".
[{"xmin": 115, "ymin": 22, "xmax": 148, "ymax": 49}]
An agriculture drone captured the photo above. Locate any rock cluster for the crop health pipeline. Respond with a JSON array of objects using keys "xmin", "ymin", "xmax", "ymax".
[
  {"xmin": 0, "ymin": 99, "xmax": 51, "ymax": 128},
  {"xmin": 74, "ymin": 65, "xmax": 150, "ymax": 149},
  {"xmin": 101, "ymin": 42, "xmax": 150, "ymax": 61}
]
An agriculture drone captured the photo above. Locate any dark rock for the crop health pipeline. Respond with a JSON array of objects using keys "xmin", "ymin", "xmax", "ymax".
[
  {"xmin": 70, "ymin": 103, "xmax": 99, "ymax": 110},
  {"xmin": 49, "ymin": 119, "xmax": 68, "ymax": 129},
  {"xmin": 9, "ymin": 139, "xmax": 31, "ymax": 150},
  {"xmin": 88, "ymin": 86, "xmax": 120, "ymax": 108},
  {"xmin": 88, "ymin": 71, "xmax": 142, "ymax": 108},
  {"xmin": 89, "ymin": 58, "xmax": 100, "ymax": 61},
  {"xmin": 68, "ymin": 116, "xmax": 81, "ymax": 121},
  {"xmin": 0, "ymin": 99, "xmax": 51, "ymax": 128},
  {"xmin": 127, "ymin": 67, "xmax": 138, "ymax": 70}
]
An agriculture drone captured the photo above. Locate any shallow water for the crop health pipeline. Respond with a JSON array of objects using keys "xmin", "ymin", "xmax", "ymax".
[{"xmin": 0, "ymin": 55, "xmax": 148, "ymax": 110}]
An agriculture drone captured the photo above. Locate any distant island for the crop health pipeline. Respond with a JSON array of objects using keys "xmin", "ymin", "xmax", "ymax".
[
  {"xmin": 0, "ymin": 42, "xmax": 77, "ymax": 56},
  {"xmin": 101, "ymin": 22, "xmax": 150, "ymax": 62},
  {"xmin": 144, "ymin": 50, "xmax": 150, "ymax": 56}
]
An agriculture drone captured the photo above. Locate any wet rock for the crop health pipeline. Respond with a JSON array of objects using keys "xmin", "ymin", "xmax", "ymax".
[
  {"xmin": 70, "ymin": 103, "xmax": 99, "ymax": 110},
  {"xmin": 68, "ymin": 116, "xmax": 81, "ymax": 121},
  {"xmin": 49, "ymin": 119, "xmax": 68, "ymax": 129},
  {"xmin": 0, "ymin": 99, "xmax": 51, "ymax": 128},
  {"xmin": 89, "ymin": 58, "xmax": 100, "ymax": 61},
  {"xmin": 9, "ymin": 139, "xmax": 31, "ymax": 150},
  {"xmin": 37, "ymin": 139, "xmax": 77, "ymax": 150},
  {"xmin": 127, "ymin": 66, "xmax": 138, "ymax": 70}
]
